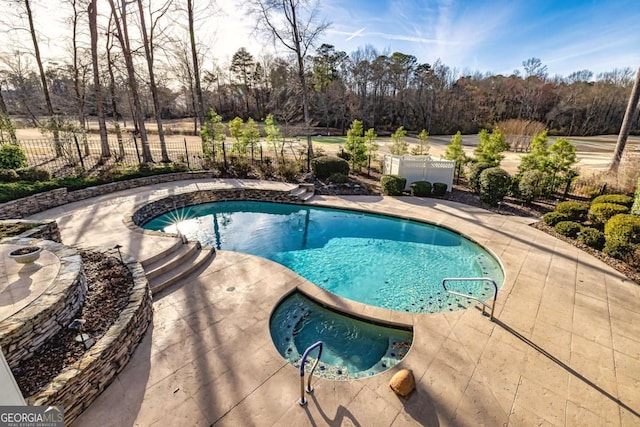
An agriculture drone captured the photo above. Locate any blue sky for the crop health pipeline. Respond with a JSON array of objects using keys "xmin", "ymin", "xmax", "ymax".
[
  {"xmin": 14, "ymin": 0, "xmax": 640, "ymax": 80},
  {"xmin": 316, "ymin": 0, "xmax": 640, "ymax": 77}
]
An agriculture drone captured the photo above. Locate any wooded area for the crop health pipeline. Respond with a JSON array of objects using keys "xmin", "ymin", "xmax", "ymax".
[{"xmin": 0, "ymin": 0, "xmax": 638, "ymax": 142}]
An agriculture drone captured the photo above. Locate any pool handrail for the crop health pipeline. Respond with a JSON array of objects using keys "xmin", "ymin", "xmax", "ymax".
[
  {"xmin": 441, "ymin": 278, "xmax": 498, "ymax": 320},
  {"xmin": 299, "ymin": 341, "xmax": 323, "ymax": 406}
]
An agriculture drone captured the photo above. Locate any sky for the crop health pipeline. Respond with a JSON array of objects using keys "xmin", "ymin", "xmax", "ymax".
[{"xmin": 6, "ymin": 0, "xmax": 640, "ymax": 79}]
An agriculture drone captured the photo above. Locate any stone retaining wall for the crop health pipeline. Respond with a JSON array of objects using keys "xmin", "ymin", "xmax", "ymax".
[
  {"xmin": 27, "ymin": 255, "xmax": 153, "ymax": 425},
  {"xmin": 0, "ymin": 172, "xmax": 215, "ymax": 219},
  {"xmin": 0, "ymin": 220, "xmax": 62, "ymax": 243},
  {"xmin": 0, "ymin": 239, "xmax": 86, "ymax": 368},
  {"xmin": 129, "ymin": 188, "xmax": 301, "ymax": 228}
]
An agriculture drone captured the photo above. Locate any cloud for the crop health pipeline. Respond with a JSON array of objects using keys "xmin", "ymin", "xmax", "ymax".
[{"xmin": 345, "ymin": 27, "xmax": 366, "ymax": 41}]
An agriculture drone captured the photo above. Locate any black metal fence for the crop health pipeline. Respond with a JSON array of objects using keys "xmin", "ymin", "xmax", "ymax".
[
  {"xmin": 17, "ymin": 136, "xmax": 207, "ymax": 177},
  {"xmin": 16, "ymin": 136, "xmax": 309, "ymax": 179}
]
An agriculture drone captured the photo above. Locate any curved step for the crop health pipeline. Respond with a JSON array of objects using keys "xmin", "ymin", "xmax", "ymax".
[
  {"xmin": 148, "ymin": 246, "xmax": 215, "ymax": 295},
  {"xmin": 145, "ymin": 242, "xmax": 200, "ymax": 280}
]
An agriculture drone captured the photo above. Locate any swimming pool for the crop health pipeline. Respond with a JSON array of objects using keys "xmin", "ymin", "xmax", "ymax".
[
  {"xmin": 143, "ymin": 200, "xmax": 504, "ymax": 313},
  {"xmin": 270, "ymin": 292, "xmax": 412, "ymax": 380}
]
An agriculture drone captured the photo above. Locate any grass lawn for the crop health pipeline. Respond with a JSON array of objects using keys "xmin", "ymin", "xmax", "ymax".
[{"xmin": 311, "ymin": 136, "xmax": 347, "ymax": 144}]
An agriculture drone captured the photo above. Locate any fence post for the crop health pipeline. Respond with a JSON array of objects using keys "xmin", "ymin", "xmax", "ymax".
[
  {"xmin": 599, "ymin": 183, "xmax": 607, "ymax": 196},
  {"xmin": 183, "ymin": 137, "xmax": 190, "ymax": 170},
  {"xmin": 222, "ymin": 141, "xmax": 228, "ymax": 170},
  {"xmin": 73, "ymin": 135, "xmax": 86, "ymax": 171},
  {"xmin": 133, "ymin": 134, "xmax": 141, "ymax": 164}
]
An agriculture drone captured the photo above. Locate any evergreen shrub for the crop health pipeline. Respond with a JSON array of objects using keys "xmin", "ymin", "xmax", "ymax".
[
  {"xmin": 380, "ymin": 175, "xmax": 406, "ymax": 196},
  {"xmin": 410, "ymin": 181, "xmax": 431, "ymax": 197}
]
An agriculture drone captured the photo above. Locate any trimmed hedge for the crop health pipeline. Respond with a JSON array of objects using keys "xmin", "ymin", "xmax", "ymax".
[
  {"xmin": 380, "ymin": 175, "xmax": 406, "ymax": 196},
  {"xmin": 328, "ymin": 172, "xmax": 348, "ymax": 184},
  {"xmin": 589, "ymin": 203, "xmax": 629, "ymax": 227},
  {"xmin": 603, "ymin": 213, "xmax": 640, "ymax": 258},
  {"xmin": 432, "ymin": 182, "xmax": 448, "ymax": 196},
  {"xmin": 518, "ymin": 169, "xmax": 543, "ymax": 203},
  {"xmin": 543, "ymin": 211, "xmax": 571, "ymax": 226},
  {"xmin": 17, "ymin": 167, "xmax": 51, "ymax": 182},
  {"xmin": 311, "ymin": 155, "xmax": 349, "ymax": 179},
  {"xmin": 554, "ymin": 221, "xmax": 582, "ymax": 238},
  {"xmin": 578, "ymin": 227, "xmax": 605, "ymax": 250},
  {"xmin": 410, "ymin": 181, "xmax": 432, "ymax": 197},
  {"xmin": 479, "ymin": 167, "xmax": 511, "ymax": 206},
  {"xmin": 468, "ymin": 162, "xmax": 493, "ymax": 194},
  {"xmin": 555, "ymin": 201, "xmax": 589, "ymax": 222},
  {"xmin": 0, "ymin": 169, "xmax": 19, "ymax": 182},
  {"xmin": 591, "ymin": 194, "xmax": 634, "ymax": 209}
]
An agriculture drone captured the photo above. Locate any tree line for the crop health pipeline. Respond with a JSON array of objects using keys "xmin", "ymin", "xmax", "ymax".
[{"xmin": 0, "ymin": 0, "xmax": 638, "ymax": 154}]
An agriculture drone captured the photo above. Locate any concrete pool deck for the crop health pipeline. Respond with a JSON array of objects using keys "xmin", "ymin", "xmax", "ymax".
[{"xmin": 25, "ymin": 179, "xmax": 640, "ymax": 426}]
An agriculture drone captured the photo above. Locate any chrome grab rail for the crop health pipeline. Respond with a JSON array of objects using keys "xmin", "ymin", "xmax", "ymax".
[
  {"xmin": 299, "ymin": 341, "xmax": 323, "ymax": 406},
  {"xmin": 441, "ymin": 278, "xmax": 498, "ymax": 320}
]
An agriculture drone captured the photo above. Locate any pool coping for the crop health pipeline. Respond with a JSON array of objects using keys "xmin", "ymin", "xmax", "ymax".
[{"xmin": 23, "ymin": 179, "xmax": 640, "ymax": 426}]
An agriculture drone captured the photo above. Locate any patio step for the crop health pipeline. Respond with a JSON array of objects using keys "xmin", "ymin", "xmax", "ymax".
[
  {"xmin": 145, "ymin": 242, "xmax": 200, "ymax": 280},
  {"xmin": 145, "ymin": 242, "xmax": 215, "ymax": 295},
  {"xmin": 140, "ymin": 237, "xmax": 185, "ymax": 269},
  {"xmin": 289, "ymin": 184, "xmax": 315, "ymax": 202}
]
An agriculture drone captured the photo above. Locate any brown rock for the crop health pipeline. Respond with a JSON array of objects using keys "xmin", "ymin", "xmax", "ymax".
[{"xmin": 389, "ymin": 368, "xmax": 415, "ymax": 398}]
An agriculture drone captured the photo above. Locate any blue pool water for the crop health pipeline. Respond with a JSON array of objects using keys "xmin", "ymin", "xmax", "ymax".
[
  {"xmin": 270, "ymin": 293, "xmax": 413, "ymax": 379},
  {"xmin": 143, "ymin": 201, "xmax": 504, "ymax": 313}
]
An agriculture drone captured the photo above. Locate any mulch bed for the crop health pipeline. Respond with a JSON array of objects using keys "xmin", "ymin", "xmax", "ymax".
[{"xmin": 12, "ymin": 250, "xmax": 134, "ymax": 397}]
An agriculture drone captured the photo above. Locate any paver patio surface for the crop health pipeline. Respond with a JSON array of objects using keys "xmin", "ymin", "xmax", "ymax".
[{"xmin": 26, "ymin": 179, "xmax": 639, "ymax": 426}]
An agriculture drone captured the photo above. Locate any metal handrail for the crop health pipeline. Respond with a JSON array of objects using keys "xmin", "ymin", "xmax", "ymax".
[
  {"xmin": 441, "ymin": 278, "xmax": 498, "ymax": 320},
  {"xmin": 299, "ymin": 341, "xmax": 323, "ymax": 406}
]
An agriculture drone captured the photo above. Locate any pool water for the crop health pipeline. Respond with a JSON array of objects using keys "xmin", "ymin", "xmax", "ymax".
[
  {"xmin": 144, "ymin": 201, "xmax": 504, "ymax": 313},
  {"xmin": 270, "ymin": 293, "xmax": 413, "ymax": 379}
]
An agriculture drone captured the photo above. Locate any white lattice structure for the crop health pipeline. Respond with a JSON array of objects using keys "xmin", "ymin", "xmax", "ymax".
[{"xmin": 383, "ymin": 155, "xmax": 455, "ymax": 192}]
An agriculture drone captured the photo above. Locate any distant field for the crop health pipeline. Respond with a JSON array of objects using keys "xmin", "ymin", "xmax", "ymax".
[{"xmin": 311, "ymin": 136, "xmax": 346, "ymax": 144}]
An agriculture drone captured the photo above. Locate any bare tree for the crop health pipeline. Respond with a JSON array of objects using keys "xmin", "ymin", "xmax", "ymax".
[
  {"xmin": 88, "ymin": 0, "xmax": 110, "ymax": 158},
  {"xmin": 105, "ymin": 13, "xmax": 124, "ymax": 154},
  {"xmin": 0, "ymin": 82, "xmax": 8, "ymax": 115},
  {"xmin": 67, "ymin": 0, "xmax": 88, "ymax": 135},
  {"xmin": 249, "ymin": 0, "xmax": 330, "ymax": 169},
  {"xmin": 137, "ymin": 0, "xmax": 170, "ymax": 162},
  {"xmin": 18, "ymin": 0, "xmax": 61, "ymax": 154},
  {"xmin": 187, "ymin": 0, "xmax": 205, "ymax": 128},
  {"xmin": 107, "ymin": 0, "xmax": 153, "ymax": 162},
  {"xmin": 609, "ymin": 66, "xmax": 640, "ymax": 173}
]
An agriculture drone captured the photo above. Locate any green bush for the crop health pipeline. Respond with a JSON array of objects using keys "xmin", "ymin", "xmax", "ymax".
[
  {"xmin": 555, "ymin": 201, "xmax": 589, "ymax": 222},
  {"xmin": 468, "ymin": 161, "xmax": 493, "ymax": 193},
  {"xmin": 380, "ymin": 175, "xmax": 406, "ymax": 196},
  {"xmin": 276, "ymin": 162, "xmax": 299, "ymax": 182},
  {"xmin": 171, "ymin": 162, "xmax": 189, "ymax": 173},
  {"xmin": 137, "ymin": 162, "xmax": 153, "ymax": 173},
  {"xmin": 591, "ymin": 194, "xmax": 634, "ymax": 209},
  {"xmin": 554, "ymin": 221, "xmax": 582, "ymax": 238},
  {"xmin": 432, "ymin": 182, "xmax": 448, "ymax": 196},
  {"xmin": 0, "ymin": 181, "xmax": 60, "ymax": 203},
  {"xmin": 631, "ymin": 178, "xmax": 640, "ymax": 215},
  {"xmin": 517, "ymin": 170, "xmax": 544, "ymax": 203},
  {"xmin": 578, "ymin": 227, "xmax": 605, "ymax": 250},
  {"xmin": 479, "ymin": 167, "xmax": 511, "ymax": 206},
  {"xmin": 328, "ymin": 172, "xmax": 348, "ymax": 184},
  {"xmin": 16, "ymin": 167, "xmax": 51, "ymax": 182},
  {"xmin": 542, "ymin": 211, "xmax": 571, "ymax": 226},
  {"xmin": 311, "ymin": 155, "xmax": 349, "ymax": 179},
  {"xmin": 410, "ymin": 181, "xmax": 432, "ymax": 197},
  {"xmin": 0, "ymin": 169, "xmax": 19, "ymax": 182},
  {"xmin": 589, "ymin": 203, "xmax": 629, "ymax": 227},
  {"xmin": 0, "ymin": 144, "xmax": 27, "ymax": 169},
  {"xmin": 603, "ymin": 214, "xmax": 640, "ymax": 258}
]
